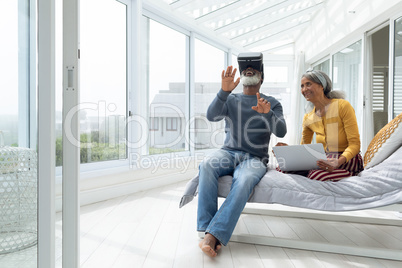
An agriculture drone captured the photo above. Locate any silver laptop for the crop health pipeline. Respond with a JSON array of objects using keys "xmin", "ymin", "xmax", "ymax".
[{"xmin": 272, "ymin": 143, "xmax": 327, "ymax": 171}]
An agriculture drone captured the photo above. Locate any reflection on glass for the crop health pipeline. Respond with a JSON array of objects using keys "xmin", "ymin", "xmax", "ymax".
[
  {"xmin": 393, "ymin": 17, "xmax": 402, "ymax": 118},
  {"xmin": 194, "ymin": 39, "xmax": 225, "ymax": 150},
  {"xmin": 332, "ymin": 41, "xmax": 362, "ymax": 130},
  {"xmin": 74, "ymin": 0, "xmax": 127, "ymax": 165},
  {"xmin": 147, "ymin": 19, "xmax": 187, "ymax": 155},
  {"xmin": 332, "ymin": 41, "xmax": 362, "ymax": 109}
]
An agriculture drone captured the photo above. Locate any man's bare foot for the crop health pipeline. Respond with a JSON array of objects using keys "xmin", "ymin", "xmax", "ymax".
[{"xmin": 199, "ymin": 233, "xmax": 221, "ymax": 257}]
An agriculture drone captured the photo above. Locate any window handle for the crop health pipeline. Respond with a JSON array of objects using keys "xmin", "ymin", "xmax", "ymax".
[{"xmin": 67, "ymin": 66, "xmax": 75, "ymax": 90}]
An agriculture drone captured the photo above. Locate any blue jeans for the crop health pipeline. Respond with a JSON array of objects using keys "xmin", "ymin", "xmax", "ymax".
[{"xmin": 197, "ymin": 149, "xmax": 267, "ymax": 246}]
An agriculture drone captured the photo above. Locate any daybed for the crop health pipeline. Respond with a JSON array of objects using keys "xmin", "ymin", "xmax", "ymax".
[{"xmin": 179, "ymin": 113, "xmax": 402, "ymax": 261}]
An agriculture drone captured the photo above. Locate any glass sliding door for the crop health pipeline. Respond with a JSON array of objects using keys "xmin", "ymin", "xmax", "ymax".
[
  {"xmin": 0, "ymin": 1, "xmax": 26, "ymax": 147},
  {"xmin": 332, "ymin": 41, "xmax": 362, "ymax": 110},
  {"xmin": 332, "ymin": 41, "xmax": 362, "ymax": 132},
  {"xmin": 370, "ymin": 25, "xmax": 389, "ymax": 135},
  {"xmin": 78, "ymin": 0, "xmax": 127, "ymax": 165},
  {"xmin": 0, "ymin": 0, "xmax": 38, "ymax": 267},
  {"xmin": 392, "ymin": 16, "xmax": 402, "ymax": 118},
  {"xmin": 313, "ymin": 59, "xmax": 330, "ymax": 75}
]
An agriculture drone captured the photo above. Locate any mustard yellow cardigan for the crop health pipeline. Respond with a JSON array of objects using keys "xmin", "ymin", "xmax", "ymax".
[{"xmin": 301, "ymin": 99, "xmax": 361, "ymax": 162}]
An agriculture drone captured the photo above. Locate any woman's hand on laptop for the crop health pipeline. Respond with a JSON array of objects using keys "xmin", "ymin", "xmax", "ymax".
[
  {"xmin": 317, "ymin": 159, "xmax": 336, "ymax": 172},
  {"xmin": 317, "ymin": 156, "xmax": 346, "ymax": 172},
  {"xmin": 272, "ymin": 142, "xmax": 288, "ymax": 156},
  {"xmin": 275, "ymin": 142, "xmax": 288, "ymax": 146}
]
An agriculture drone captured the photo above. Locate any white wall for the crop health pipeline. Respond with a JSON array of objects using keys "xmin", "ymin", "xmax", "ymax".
[{"xmin": 295, "ymin": 0, "xmax": 402, "ymax": 63}]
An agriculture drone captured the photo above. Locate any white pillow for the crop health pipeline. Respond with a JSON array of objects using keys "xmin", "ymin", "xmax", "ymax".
[{"xmin": 364, "ymin": 113, "xmax": 402, "ymax": 168}]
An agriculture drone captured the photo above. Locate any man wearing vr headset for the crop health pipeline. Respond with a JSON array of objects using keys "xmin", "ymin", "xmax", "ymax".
[{"xmin": 197, "ymin": 52, "xmax": 287, "ymax": 257}]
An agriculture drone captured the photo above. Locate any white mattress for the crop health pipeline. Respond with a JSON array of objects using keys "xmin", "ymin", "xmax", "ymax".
[{"xmin": 179, "ymin": 146, "xmax": 402, "ymax": 211}]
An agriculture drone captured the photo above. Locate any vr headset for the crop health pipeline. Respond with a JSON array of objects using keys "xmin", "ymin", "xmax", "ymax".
[{"xmin": 237, "ymin": 52, "xmax": 264, "ymax": 84}]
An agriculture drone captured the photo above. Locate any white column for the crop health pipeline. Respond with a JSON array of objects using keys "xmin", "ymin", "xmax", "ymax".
[
  {"xmin": 129, "ymin": 0, "xmax": 146, "ymax": 158},
  {"xmin": 63, "ymin": 0, "xmax": 80, "ymax": 267},
  {"xmin": 389, "ymin": 16, "xmax": 396, "ymax": 120},
  {"xmin": 189, "ymin": 32, "xmax": 195, "ymax": 155},
  {"xmin": 37, "ymin": 0, "xmax": 55, "ymax": 267},
  {"xmin": 18, "ymin": 0, "xmax": 30, "ymax": 148}
]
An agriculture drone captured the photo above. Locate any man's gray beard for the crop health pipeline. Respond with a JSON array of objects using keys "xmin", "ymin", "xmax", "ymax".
[{"xmin": 241, "ymin": 74, "xmax": 261, "ymax": 86}]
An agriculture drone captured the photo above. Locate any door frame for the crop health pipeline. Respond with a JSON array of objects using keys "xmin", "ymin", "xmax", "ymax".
[
  {"xmin": 389, "ymin": 12, "xmax": 402, "ymax": 120},
  {"xmin": 37, "ymin": 0, "xmax": 56, "ymax": 267}
]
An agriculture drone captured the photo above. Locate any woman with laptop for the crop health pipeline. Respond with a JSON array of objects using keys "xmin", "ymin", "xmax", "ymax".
[{"xmin": 276, "ymin": 69, "xmax": 364, "ymax": 181}]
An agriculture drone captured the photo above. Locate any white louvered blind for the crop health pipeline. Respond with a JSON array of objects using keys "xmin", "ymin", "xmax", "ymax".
[
  {"xmin": 393, "ymin": 66, "xmax": 402, "ymax": 117},
  {"xmin": 372, "ymin": 68, "xmax": 389, "ymax": 135},
  {"xmin": 372, "ymin": 70, "xmax": 386, "ymax": 112}
]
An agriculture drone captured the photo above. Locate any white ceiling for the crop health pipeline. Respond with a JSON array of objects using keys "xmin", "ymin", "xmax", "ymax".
[{"xmin": 150, "ymin": 0, "xmax": 326, "ymax": 53}]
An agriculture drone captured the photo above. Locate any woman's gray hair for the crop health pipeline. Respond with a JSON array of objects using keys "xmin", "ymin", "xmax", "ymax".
[{"xmin": 302, "ymin": 69, "xmax": 345, "ymax": 99}]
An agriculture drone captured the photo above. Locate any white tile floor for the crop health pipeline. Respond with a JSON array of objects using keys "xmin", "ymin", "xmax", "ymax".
[{"xmin": 1, "ymin": 181, "xmax": 402, "ymax": 267}]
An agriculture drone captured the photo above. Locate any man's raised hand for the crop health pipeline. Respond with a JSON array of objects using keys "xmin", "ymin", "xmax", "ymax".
[
  {"xmin": 252, "ymin": 92, "xmax": 271, "ymax": 114},
  {"xmin": 221, "ymin": 66, "xmax": 240, "ymax": 92}
]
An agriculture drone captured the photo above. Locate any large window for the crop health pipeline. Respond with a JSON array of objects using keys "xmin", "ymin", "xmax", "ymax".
[
  {"xmin": 146, "ymin": 19, "xmax": 187, "ymax": 155},
  {"xmin": 314, "ymin": 59, "xmax": 330, "ymax": 75},
  {"xmin": 0, "ymin": 1, "xmax": 37, "ymax": 266},
  {"xmin": 193, "ymin": 39, "xmax": 226, "ymax": 150},
  {"xmin": 332, "ymin": 41, "xmax": 362, "ymax": 131},
  {"xmin": 0, "ymin": 1, "xmax": 26, "ymax": 147},
  {"xmin": 76, "ymin": 0, "xmax": 127, "ymax": 164},
  {"xmin": 393, "ymin": 16, "xmax": 402, "ymax": 118},
  {"xmin": 332, "ymin": 41, "xmax": 362, "ymax": 110}
]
